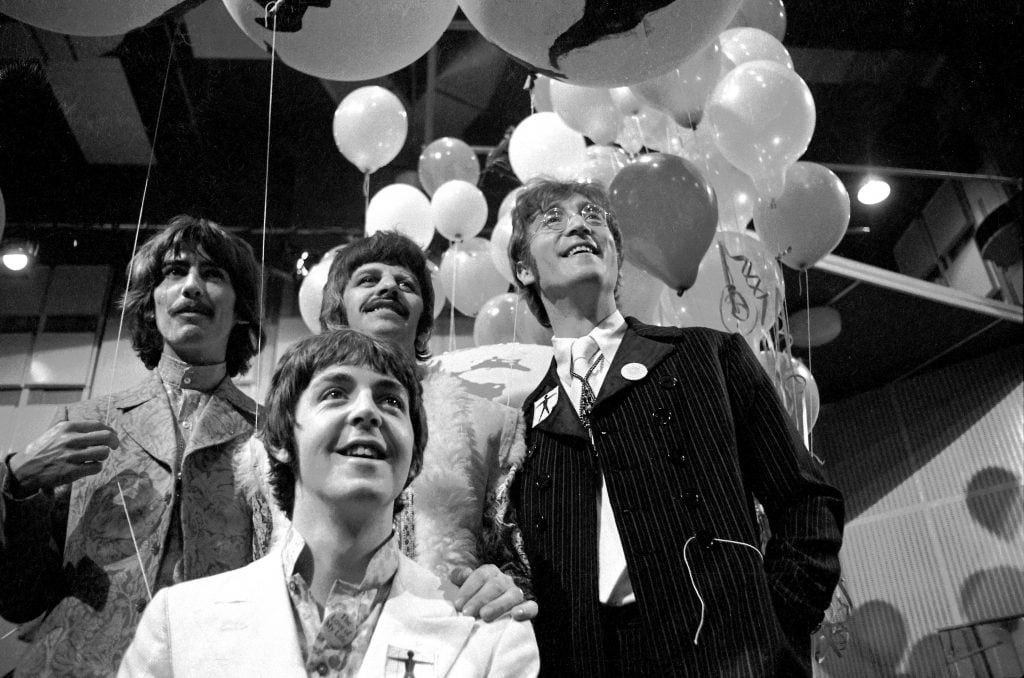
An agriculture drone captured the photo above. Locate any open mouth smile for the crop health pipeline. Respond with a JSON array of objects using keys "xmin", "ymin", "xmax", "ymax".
[
  {"xmin": 362, "ymin": 299, "xmax": 408, "ymax": 317},
  {"xmin": 336, "ymin": 442, "xmax": 387, "ymax": 460}
]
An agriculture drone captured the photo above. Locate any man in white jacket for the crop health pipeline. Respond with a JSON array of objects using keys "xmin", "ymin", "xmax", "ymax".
[{"xmin": 119, "ymin": 329, "xmax": 539, "ymax": 677}]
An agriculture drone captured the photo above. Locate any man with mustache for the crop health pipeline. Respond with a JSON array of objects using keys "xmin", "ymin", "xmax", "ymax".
[
  {"xmin": 316, "ymin": 231, "xmax": 537, "ymax": 623},
  {"xmin": 506, "ymin": 179, "xmax": 844, "ymax": 677},
  {"xmin": 0, "ymin": 216, "xmax": 271, "ymax": 677}
]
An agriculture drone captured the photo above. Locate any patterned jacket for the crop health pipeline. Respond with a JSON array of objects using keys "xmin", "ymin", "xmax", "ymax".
[
  {"xmin": 0, "ymin": 372, "xmax": 272, "ymax": 677},
  {"xmin": 513, "ymin": 321, "xmax": 844, "ymax": 677}
]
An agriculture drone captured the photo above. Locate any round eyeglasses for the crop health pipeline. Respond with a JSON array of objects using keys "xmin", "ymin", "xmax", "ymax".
[{"xmin": 534, "ymin": 203, "xmax": 609, "ymax": 232}]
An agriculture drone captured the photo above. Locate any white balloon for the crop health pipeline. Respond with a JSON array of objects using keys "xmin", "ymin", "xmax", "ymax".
[
  {"xmin": 365, "ymin": 184, "xmax": 434, "ymax": 249},
  {"xmin": 497, "ymin": 187, "xmax": 526, "ymax": 223},
  {"xmin": 431, "ymin": 180, "xmax": 488, "ymax": 242},
  {"xmin": 489, "ymin": 212, "xmax": 517, "ymax": 286},
  {"xmin": 439, "ymin": 238, "xmax": 509, "ymax": 317},
  {"xmin": 298, "ymin": 247, "xmax": 344, "ymax": 334},
  {"xmin": 508, "ymin": 112, "xmax": 587, "ymax": 182},
  {"xmin": 426, "ymin": 259, "xmax": 446, "ymax": 319},
  {"xmin": 719, "ymin": 27, "xmax": 793, "ymax": 70}
]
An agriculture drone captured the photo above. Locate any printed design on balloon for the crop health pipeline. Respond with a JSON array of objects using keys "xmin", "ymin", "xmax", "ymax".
[
  {"xmin": 548, "ymin": 1, "xmax": 677, "ymax": 72},
  {"xmin": 253, "ymin": 0, "xmax": 330, "ymax": 31},
  {"xmin": 718, "ymin": 241, "xmax": 774, "ymax": 335}
]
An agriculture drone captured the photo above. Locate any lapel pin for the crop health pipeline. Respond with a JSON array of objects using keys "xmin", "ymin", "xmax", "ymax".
[
  {"xmin": 621, "ymin": 363, "xmax": 648, "ymax": 381},
  {"xmin": 532, "ymin": 386, "xmax": 559, "ymax": 426}
]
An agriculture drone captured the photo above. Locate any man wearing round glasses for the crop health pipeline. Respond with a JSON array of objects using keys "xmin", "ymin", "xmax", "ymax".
[{"xmin": 506, "ymin": 179, "xmax": 844, "ymax": 677}]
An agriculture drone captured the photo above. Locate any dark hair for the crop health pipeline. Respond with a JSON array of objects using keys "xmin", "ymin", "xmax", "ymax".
[
  {"xmin": 122, "ymin": 215, "xmax": 264, "ymax": 377},
  {"xmin": 260, "ymin": 328, "xmax": 427, "ymax": 518},
  {"xmin": 508, "ymin": 179, "xmax": 623, "ymax": 327},
  {"xmin": 319, "ymin": 231, "xmax": 434, "ymax": 361}
]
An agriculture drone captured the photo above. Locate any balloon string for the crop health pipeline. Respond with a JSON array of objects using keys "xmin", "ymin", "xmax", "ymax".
[
  {"xmin": 104, "ymin": 26, "xmax": 176, "ymax": 423},
  {"xmin": 506, "ymin": 295, "xmax": 521, "ymax": 408},
  {"xmin": 254, "ymin": 9, "xmax": 280, "ymax": 430},
  {"xmin": 447, "ymin": 242, "xmax": 458, "ymax": 354},
  {"xmin": 802, "ymin": 269, "xmax": 812, "ymax": 374},
  {"xmin": 363, "ymin": 172, "xmax": 371, "ymax": 215},
  {"xmin": 117, "ymin": 479, "xmax": 154, "ymax": 602}
]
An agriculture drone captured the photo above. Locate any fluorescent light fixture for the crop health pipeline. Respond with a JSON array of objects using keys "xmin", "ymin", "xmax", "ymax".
[{"xmin": 857, "ymin": 178, "xmax": 891, "ymax": 205}]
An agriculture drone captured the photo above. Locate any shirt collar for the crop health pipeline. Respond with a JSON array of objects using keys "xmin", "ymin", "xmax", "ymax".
[
  {"xmin": 281, "ymin": 526, "xmax": 400, "ymax": 592},
  {"xmin": 157, "ymin": 353, "xmax": 227, "ymax": 393},
  {"xmin": 552, "ymin": 310, "xmax": 627, "ymax": 372}
]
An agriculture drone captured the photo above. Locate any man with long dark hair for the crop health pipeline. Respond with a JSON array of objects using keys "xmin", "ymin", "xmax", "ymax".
[{"xmin": 0, "ymin": 216, "xmax": 272, "ymax": 677}]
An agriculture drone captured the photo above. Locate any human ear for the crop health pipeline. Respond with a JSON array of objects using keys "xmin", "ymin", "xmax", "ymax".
[{"xmin": 514, "ymin": 261, "xmax": 536, "ymax": 287}]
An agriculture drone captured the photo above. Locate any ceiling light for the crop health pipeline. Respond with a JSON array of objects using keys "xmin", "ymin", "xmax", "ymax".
[
  {"xmin": 857, "ymin": 178, "xmax": 891, "ymax": 205},
  {"xmin": 1, "ymin": 240, "xmax": 38, "ymax": 272}
]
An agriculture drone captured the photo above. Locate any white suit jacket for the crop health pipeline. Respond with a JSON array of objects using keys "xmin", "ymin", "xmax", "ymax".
[{"xmin": 118, "ymin": 547, "xmax": 539, "ymax": 677}]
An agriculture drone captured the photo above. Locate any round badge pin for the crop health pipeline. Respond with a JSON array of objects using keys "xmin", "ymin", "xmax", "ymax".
[{"xmin": 621, "ymin": 362, "xmax": 648, "ymax": 381}]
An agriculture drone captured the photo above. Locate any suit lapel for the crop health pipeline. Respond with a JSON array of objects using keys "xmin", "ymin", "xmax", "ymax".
[
  {"xmin": 527, "ymin": 359, "xmax": 589, "ymax": 440},
  {"xmin": 186, "ymin": 379, "xmax": 256, "ymax": 455},
  {"xmin": 359, "ymin": 558, "xmax": 476, "ymax": 677},
  {"xmin": 114, "ymin": 373, "xmax": 178, "ymax": 469},
  {"xmin": 594, "ymin": 321, "xmax": 675, "ymax": 408}
]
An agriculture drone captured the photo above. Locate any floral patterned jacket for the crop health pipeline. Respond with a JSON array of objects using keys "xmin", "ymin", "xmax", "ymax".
[{"xmin": 0, "ymin": 372, "xmax": 272, "ymax": 678}]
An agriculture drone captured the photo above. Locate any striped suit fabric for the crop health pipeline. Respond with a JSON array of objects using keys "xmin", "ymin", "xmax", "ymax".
[{"xmin": 513, "ymin": 320, "xmax": 844, "ymax": 677}]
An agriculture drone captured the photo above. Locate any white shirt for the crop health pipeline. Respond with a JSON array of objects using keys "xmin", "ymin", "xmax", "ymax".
[{"xmin": 552, "ymin": 310, "xmax": 634, "ymax": 606}]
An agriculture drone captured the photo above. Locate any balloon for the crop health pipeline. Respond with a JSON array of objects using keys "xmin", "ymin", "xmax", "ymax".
[
  {"xmin": 508, "ymin": 112, "xmax": 587, "ymax": 182},
  {"xmin": 298, "ymin": 247, "xmax": 344, "ymax": 334},
  {"xmin": 550, "ymin": 81, "xmax": 620, "ymax": 145},
  {"xmin": 365, "ymin": 184, "xmax": 434, "ymax": 249},
  {"xmin": 727, "ymin": 0, "xmax": 787, "ymax": 42},
  {"xmin": 426, "ymin": 260, "xmax": 446, "ymax": 319},
  {"xmin": 788, "ymin": 306, "xmax": 842, "ymax": 348},
  {"xmin": 458, "ymin": 0, "xmax": 744, "ymax": 86},
  {"xmin": 630, "ymin": 39, "xmax": 724, "ymax": 128},
  {"xmin": 719, "ymin": 27, "xmax": 793, "ymax": 70},
  {"xmin": 489, "ymin": 212, "xmax": 517, "ymax": 286},
  {"xmin": 531, "ymin": 75, "xmax": 555, "ymax": 113},
  {"xmin": 0, "ymin": 0, "xmax": 181, "ymax": 36},
  {"xmin": 608, "ymin": 87, "xmax": 645, "ymax": 116},
  {"xmin": 431, "ymin": 342, "xmax": 553, "ymax": 410},
  {"xmin": 685, "ymin": 126, "xmax": 757, "ymax": 231},
  {"xmin": 223, "ymin": 0, "xmax": 457, "ymax": 81},
  {"xmin": 757, "ymin": 350, "xmax": 819, "ymax": 432},
  {"xmin": 754, "ymin": 162, "xmax": 851, "ymax": 269},
  {"xmin": 576, "ymin": 145, "xmax": 629, "ymax": 189},
  {"xmin": 473, "ymin": 292, "xmax": 553, "ymax": 346},
  {"xmin": 618, "ymin": 261, "xmax": 665, "ymax": 324},
  {"xmin": 418, "ymin": 138, "xmax": 480, "ymax": 196},
  {"xmin": 705, "ymin": 60, "xmax": 815, "ymax": 197},
  {"xmin": 609, "ymin": 153, "xmax": 718, "ymax": 291},
  {"xmin": 497, "ymin": 187, "xmax": 526, "ymax": 223},
  {"xmin": 431, "ymin": 180, "xmax": 488, "ymax": 242},
  {"xmin": 332, "ymin": 86, "xmax": 408, "ymax": 174},
  {"xmin": 678, "ymin": 231, "xmax": 783, "ymax": 340},
  {"xmin": 439, "ymin": 238, "xmax": 509, "ymax": 317},
  {"xmin": 616, "ymin": 106, "xmax": 677, "ymax": 155}
]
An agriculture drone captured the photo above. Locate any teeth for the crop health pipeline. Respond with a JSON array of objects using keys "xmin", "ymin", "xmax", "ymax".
[
  {"xmin": 341, "ymin": 445, "xmax": 383, "ymax": 460},
  {"xmin": 568, "ymin": 245, "xmax": 596, "ymax": 256}
]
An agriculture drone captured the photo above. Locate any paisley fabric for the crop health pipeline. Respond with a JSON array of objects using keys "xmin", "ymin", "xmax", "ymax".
[{"xmin": 0, "ymin": 371, "xmax": 272, "ymax": 678}]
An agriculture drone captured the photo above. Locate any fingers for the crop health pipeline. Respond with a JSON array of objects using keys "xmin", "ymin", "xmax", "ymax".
[
  {"xmin": 511, "ymin": 599, "xmax": 539, "ymax": 622},
  {"xmin": 65, "ymin": 460, "xmax": 105, "ymax": 483},
  {"xmin": 476, "ymin": 583, "xmax": 527, "ymax": 623},
  {"xmin": 452, "ymin": 565, "xmax": 521, "ymax": 621},
  {"xmin": 448, "ymin": 566, "xmax": 474, "ymax": 588},
  {"xmin": 59, "ymin": 422, "xmax": 120, "ymax": 450},
  {"xmin": 67, "ymin": 445, "xmax": 113, "ymax": 464}
]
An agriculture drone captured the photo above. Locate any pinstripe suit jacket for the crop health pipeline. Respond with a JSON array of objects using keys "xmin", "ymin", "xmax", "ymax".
[{"xmin": 513, "ymin": 320, "xmax": 844, "ymax": 677}]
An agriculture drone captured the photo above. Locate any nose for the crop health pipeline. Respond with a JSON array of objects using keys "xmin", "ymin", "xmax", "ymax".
[
  {"xmin": 374, "ymin": 273, "xmax": 399, "ymax": 297},
  {"xmin": 564, "ymin": 212, "xmax": 593, "ymax": 236},
  {"xmin": 181, "ymin": 266, "xmax": 205, "ymax": 299},
  {"xmin": 347, "ymin": 388, "xmax": 382, "ymax": 430}
]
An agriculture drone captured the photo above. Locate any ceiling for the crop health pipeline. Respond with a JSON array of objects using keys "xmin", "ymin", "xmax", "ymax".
[{"xmin": 0, "ymin": 0, "xmax": 1021, "ymax": 403}]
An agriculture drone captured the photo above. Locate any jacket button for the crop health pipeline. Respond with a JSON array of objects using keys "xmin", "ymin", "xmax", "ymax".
[
  {"xmin": 534, "ymin": 516, "xmax": 548, "ymax": 533},
  {"xmin": 658, "ymin": 374, "xmax": 680, "ymax": 389},
  {"xmin": 315, "ymin": 662, "xmax": 329, "ymax": 675},
  {"xmin": 535, "ymin": 473, "xmax": 552, "ymax": 490},
  {"xmin": 652, "ymin": 407, "xmax": 673, "ymax": 426},
  {"xmin": 668, "ymin": 451, "xmax": 687, "ymax": 466},
  {"xmin": 679, "ymin": 490, "xmax": 702, "ymax": 508}
]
